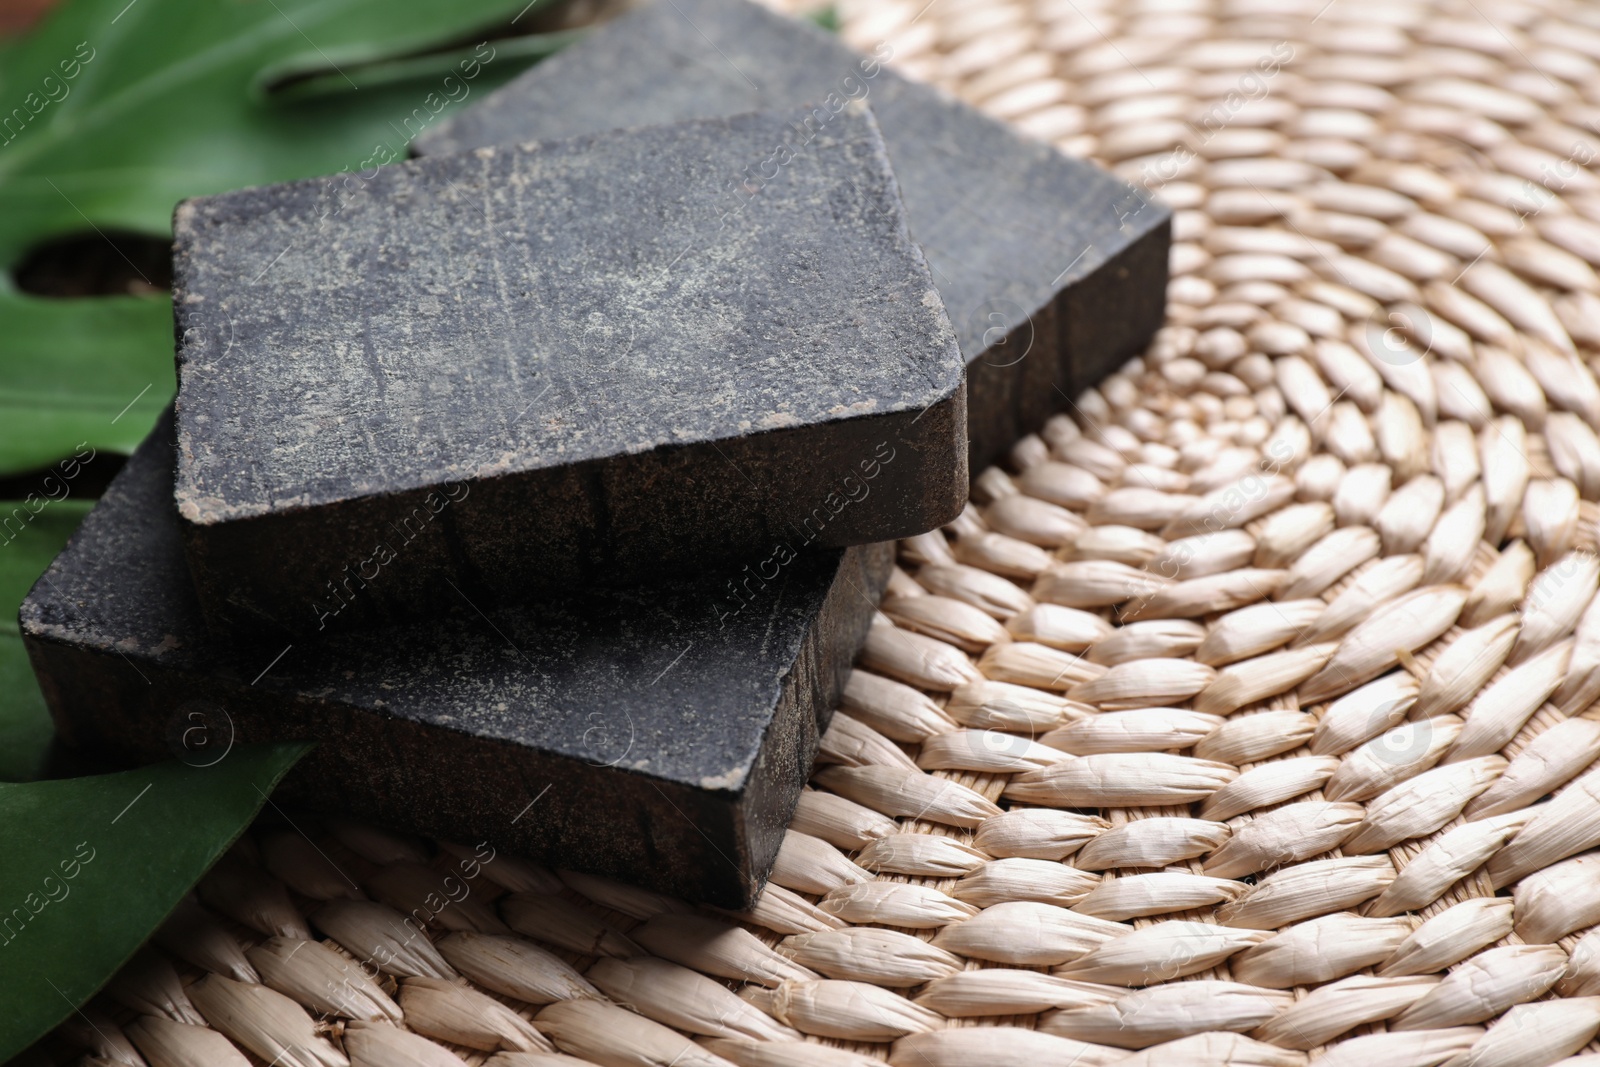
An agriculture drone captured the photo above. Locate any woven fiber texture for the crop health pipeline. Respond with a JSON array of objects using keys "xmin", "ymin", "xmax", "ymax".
[{"xmin": 50, "ymin": 0, "xmax": 1600, "ymax": 1064}]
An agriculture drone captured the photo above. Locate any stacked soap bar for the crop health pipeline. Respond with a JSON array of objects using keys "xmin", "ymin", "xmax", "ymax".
[
  {"xmin": 25, "ymin": 414, "xmax": 890, "ymax": 905},
  {"xmin": 419, "ymin": 0, "xmax": 1171, "ymax": 468},
  {"xmin": 172, "ymin": 107, "xmax": 965, "ymax": 637},
  {"xmin": 23, "ymin": 3, "xmax": 1169, "ymax": 906}
]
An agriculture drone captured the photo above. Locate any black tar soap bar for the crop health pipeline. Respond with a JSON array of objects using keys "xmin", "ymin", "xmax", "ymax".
[
  {"xmin": 173, "ymin": 105, "xmax": 960, "ymax": 636},
  {"xmin": 23, "ymin": 416, "xmax": 891, "ymax": 906},
  {"xmin": 418, "ymin": 0, "xmax": 1170, "ymax": 468}
]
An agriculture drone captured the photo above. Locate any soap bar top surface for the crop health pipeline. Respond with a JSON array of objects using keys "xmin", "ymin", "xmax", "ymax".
[
  {"xmin": 172, "ymin": 105, "xmax": 962, "ymax": 527},
  {"xmin": 417, "ymin": 0, "xmax": 1168, "ymax": 373}
]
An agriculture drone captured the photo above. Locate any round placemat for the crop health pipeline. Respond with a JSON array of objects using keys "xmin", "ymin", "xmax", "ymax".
[{"xmin": 49, "ymin": 0, "xmax": 1600, "ymax": 1064}]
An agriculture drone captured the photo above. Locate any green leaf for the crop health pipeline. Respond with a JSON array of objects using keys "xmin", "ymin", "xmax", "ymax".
[
  {"xmin": 0, "ymin": 292, "xmax": 174, "ymax": 473},
  {"xmin": 269, "ymin": 28, "xmax": 583, "ymax": 103},
  {"xmin": 0, "ymin": 0, "xmax": 562, "ymax": 267},
  {"xmin": 0, "ymin": 497, "xmax": 92, "ymax": 782},
  {"xmin": 806, "ymin": 5, "xmax": 841, "ymax": 32},
  {"xmin": 0, "ymin": 743, "xmax": 311, "ymax": 1062}
]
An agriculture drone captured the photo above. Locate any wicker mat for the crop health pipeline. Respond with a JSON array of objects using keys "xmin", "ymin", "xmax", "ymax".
[{"xmin": 50, "ymin": 0, "xmax": 1600, "ymax": 1064}]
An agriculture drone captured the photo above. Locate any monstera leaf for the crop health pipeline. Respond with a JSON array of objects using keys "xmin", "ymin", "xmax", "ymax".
[
  {"xmin": 0, "ymin": 745, "xmax": 311, "ymax": 1062},
  {"xmin": 0, "ymin": 292, "xmax": 173, "ymax": 473},
  {"xmin": 0, "ymin": 0, "xmax": 564, "ymax": 264}
]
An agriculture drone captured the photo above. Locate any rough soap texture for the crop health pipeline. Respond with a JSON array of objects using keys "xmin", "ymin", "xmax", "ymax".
[
  {"xmin": 23, "ymin": 415, "xmax": 892, "ymax": 906},
  {"xmin": 419, "ymin": 0, "xmax": 1170, "ymax": 467},
  {"xmin": 173, "ymin": 105, "xmax": 960, "ymax": 635}
]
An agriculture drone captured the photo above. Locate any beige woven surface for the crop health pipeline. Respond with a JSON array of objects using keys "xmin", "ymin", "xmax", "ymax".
[{"xmin": 51, "ymin": 0, "xmax": 1600, "ymax": 1064}]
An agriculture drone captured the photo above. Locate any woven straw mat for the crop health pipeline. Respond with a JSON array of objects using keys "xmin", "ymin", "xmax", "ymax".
[{"xmin": 49, "ymin": 0, "xmax": 1600, "ymax": 1064}]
